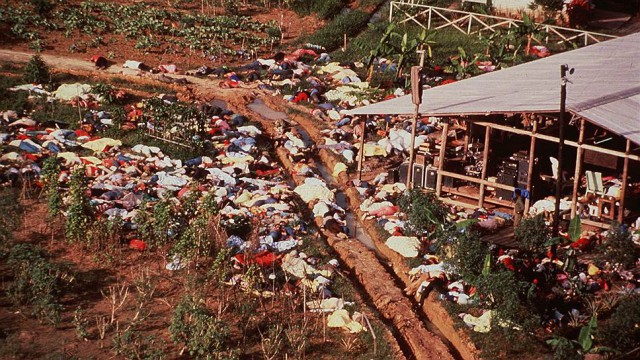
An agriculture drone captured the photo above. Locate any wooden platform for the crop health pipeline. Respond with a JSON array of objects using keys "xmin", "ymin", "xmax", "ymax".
[{"xmin": 481, "ymin": 227, "xmax": 521, "ymax": 249}]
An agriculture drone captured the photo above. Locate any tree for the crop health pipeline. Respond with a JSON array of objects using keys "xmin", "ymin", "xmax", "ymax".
[
  {"xmin": 437, "ymin": 228, "xmax": 490, "ymax": 283},
  {"xmin": 597, "ymin": 295, "xmax": 640, "ymax": 353},
  {"xmin": 23, "ymin": 54, "xmax": 51, "ymax": 85},
  {"xmin": 389, "ymin": 28, "xmax": 433, "ymax": 79},
  {"xmin": 515, "ymin": 13, "xmax": 544, "ymax": 56},
  {"xmin": 362, "ymin": 23, "xmax": 396, "ymax": 82}
]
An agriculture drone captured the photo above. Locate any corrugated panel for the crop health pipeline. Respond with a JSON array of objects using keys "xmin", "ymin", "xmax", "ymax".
[{"xmin": 346, "ymin": 33, "xmax": 640, "ymax": 145}]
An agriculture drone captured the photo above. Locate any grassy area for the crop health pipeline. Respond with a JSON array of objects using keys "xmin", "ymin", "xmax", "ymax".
[{"xmin": 304, "ymin": 10, "xmax": 371, "ymax": 51}]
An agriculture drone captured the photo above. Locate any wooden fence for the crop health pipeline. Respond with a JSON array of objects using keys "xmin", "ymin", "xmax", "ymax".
[{"xmin": 389, "ymin": 2, "xmax": 617, "ymax": 47}]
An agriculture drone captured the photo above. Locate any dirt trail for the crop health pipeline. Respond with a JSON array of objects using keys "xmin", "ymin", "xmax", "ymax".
[{"xmin": 0, "ymin": 49, "xmax": 456, "ymax": 359}]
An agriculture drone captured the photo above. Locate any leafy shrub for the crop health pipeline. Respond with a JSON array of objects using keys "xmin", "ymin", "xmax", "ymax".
[
  {"xmin": 597, "ymin": 295, "xmax": 640, "ymax": 353},
  {"xmin": 515, "ymin": 214, "xmax": 549, "ymax": 254},
  {"xmin": 305, "ymin": 10, "xmax": 370, "ymax": 51},
  {"xmin": 169, "ymin": 295, "xmax": 231, "ymax": 359},
  {"xmin": 290, "ymin": 0, "xmax": 346, "ymax": 20},
  {"xmin": 0, "ymin": 189, "xmax": 22, "ymax": 245},
  {"xmin": 65, "ymin": 167, "xmax": 94, "ymax": 243},
  {"xmin": 7, "ymin": 244, "xmax": 68, "ymax": 324},
  {"xmin": 41, "ymin": 157, "xmax": 62, "ymax": 218},
  {"xmin": 22, "ymin": 54, "xmax": 51, "ymax": 85},
  {"xmin": 601, "ymin": 223, "xmax": 638, "ymax": 268},
  {"xmin": 437, "ymin": 228, "xmax": 489, "ymax": 282},
  {"xmin": 473, "ymin": 270, "xmax": 540, "ymax": 334},
  {"xmin": 397, "ymin": 189, "xmax": 449, "ymax": 236}
]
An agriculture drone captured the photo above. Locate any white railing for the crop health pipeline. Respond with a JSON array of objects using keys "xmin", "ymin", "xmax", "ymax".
[{"xmin": 389, "ymin": 2, "xmax": 617, "ymax": 46}]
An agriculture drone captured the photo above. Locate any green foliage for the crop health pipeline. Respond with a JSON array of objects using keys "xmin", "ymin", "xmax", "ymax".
[
  {"xmin": 531, "ymin": 0, "xmax": 564, "ymax": 12},
  {"xmin": 41, "ymin": 157, "xmax": 62, "ymax": 218},
  {"xmin": 473, "ymin": 270, "xmax": 539, "ymax": 333},
  {"xmin": 65, "ymin": 167, "xmax": 94, "ymax": 243},
  {"xmin": 290, "ymin": 0, "xmax": 346, "ymax": 19},
  {"xmin": 86, "ymin": 215, "xmax": 124, "ymax": 252},
  {"xmin": 515, "ymin": 214, "xmax": 549, "ymax": 254},
  {"xmin": 112, "ymin": 330, "xmax": 167, "ymax": 360},
  {"xmin": 0, "ymin": 189, "xmax": 22, "ymax": 244},
  {"xmin": 73, "ymin": 307, "xmax": 90, "ymax": 340},
  {"xmin": 568, "ymin": 216, "xmax": 581, "ymax": 242},
  {"xmin": 597, "ymin": 295, "xmax": 640, "ymax": 353},
  {"xmin": 151, "ymin": 196, "xmax": 174, "ymax": 247},
  {"xmin": 601, "ymin": 223, "xmax": 638, "ymax": 268},
  {"xmin": 397, "ymin": 189, "xmax": 448, "ymax": 237},
  {"xmin": 305, "ymin": 10, "xmax": 370, "ymax": 51},
  {"xmin": 7, "ymin": 244, "xmax": 67, "ymax": 325},
  {"xmin": 22, "ymin": 54, "xmax": 51, "ymax": 85},
  {"xmin": 30, "ymin": 0, "xmax": 55, "ymax": 16},
  {"xmin": 437, "ymin": 228, "xmax": 489, "ymax": 282},
  {"xmin": 91, "ymin": 83, "xmax": 116, "ymax": 104},
  {"xmin": 169, "ymin": 295, "xmax": 231, "ymax": 359}
]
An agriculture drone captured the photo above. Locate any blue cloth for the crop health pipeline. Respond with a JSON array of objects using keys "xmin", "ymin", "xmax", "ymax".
[{"xmin": 514, "ymin": 188, "xmax": 530, "ymax": 199}]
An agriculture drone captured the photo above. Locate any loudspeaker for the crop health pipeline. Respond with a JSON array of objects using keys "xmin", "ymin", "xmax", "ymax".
[
  {"xmin": 397, "ymin": 163, "xmax": 410, "ymax": 184},
  {"xmin": 425, "ymin": 167, "xmax": 437, "ymax": 189},
  {"xmin": 412, "ymin": 164, "xmax": 425, "ymax": 189}
]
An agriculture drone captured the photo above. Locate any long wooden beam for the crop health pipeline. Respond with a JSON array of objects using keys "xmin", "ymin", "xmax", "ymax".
[
  {"xmin": 618, "ymin": 139, "xmax": 631, "ymax": 223},
  {"xmin": 439, "ymin": 170, "xmax": 515, "ymax": 192},
  {"xmin": 435, "ymin": 122, "xmax": 449, "ymax": 197},
  {"xmin": 524, "ymin": 120, "xmax": 538, "ymax": 213},
  {"xmin": 478, "ymin": 126, "xmax": 491, "ymax": 208},
  {"xmin": 570, "ymin": 118, "xmax": 586, "ymax": 219},
  {"xmin": 473, "ymin": 121, "xmax": 639, "ymax": 161}
]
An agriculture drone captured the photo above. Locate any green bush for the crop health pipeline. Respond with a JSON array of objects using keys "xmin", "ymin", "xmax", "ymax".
[
  {"xmin": 169, "ymin": 295, "xmax": 231, "ymax": 359},
  {"xmin": 397, "ymin": 189, "xmax": 449, "ymax": 237},
  {"xmin": 305, "ymin": 10, "xmax": 370, "ymax": 51},
  {"xmin": 597, "ymin": 295, "xmax": 640, "ymax": 353},
  {"xmin": 22, "ymin": 54, "xmax": 51, "ymax": 85},
  {"xmin": 515, "ymin": 214, "xmax": 549, "ymax": 254},
  {"xmin": 290, "ymin": 0, "xmax": 346, "ymax": 20},
  {"xmin": 601, "ymin": 223, "xmax": 638, "ymax": 268},
  {"xmin": 7, "ymin": 244, "xmax": 67, "ymax": 325},
  {"xmin": 65, "ymin": 167, "xmax": 94, "ymax": 243},
  {"xmin": 437, "ymin": 228, "xmax": 489, "ymax": 282}
]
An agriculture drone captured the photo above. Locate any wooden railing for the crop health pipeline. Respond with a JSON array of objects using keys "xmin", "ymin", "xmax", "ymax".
[{"xmin": 389, "ymin": 2, "xmax": 617, "ymax": 47}]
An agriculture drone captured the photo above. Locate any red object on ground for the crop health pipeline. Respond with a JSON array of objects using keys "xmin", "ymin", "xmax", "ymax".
[
  {"xmin": 129, "ymin": 239, "xmax": 147, "ymax": 251},
  {"xmin": 440, "ymin": 79, "xmax": 456, "ymax": 85},
  {"xmin": 256, "ymin": 169, "xmax": 279, "ymax": 177},
  {"xmin": 233, "ymin": 250, "xmax": 278, "ymax": 268}
]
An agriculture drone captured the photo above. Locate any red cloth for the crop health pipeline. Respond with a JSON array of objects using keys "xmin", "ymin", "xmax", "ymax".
[
  {"xmin": 129, "ymin": 239, "xmax": 147, "ymax": 251},
  {"xmin": 233, "ymin": 250, "xmax": 278, "ymax": 268}
]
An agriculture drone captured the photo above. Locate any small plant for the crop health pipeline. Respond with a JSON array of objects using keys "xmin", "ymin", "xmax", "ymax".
[
  {"xmin": 259, "ymin": 324, "xmax": 284, "ymax": 360},
  {"xmin": 169, "ymin": 295, "xmax": 231, "ymax": 358},
  {"xmin": 601, "ymin": 223, "xmax": 638, "ymax": 268},
  {"xmin": 73, "ymin": 307, "xmax": 91, "ymax": 340},
  {"xmin": 22, "ymin": 54, "xmax": 51, "ymax": 84},
  {"xmin": 515, "ymin": 214, "xmax": 550, "ymax": 254},
  {"xmin": 65, "ymin": 167, "xmax": 94, "ymax": 243}
]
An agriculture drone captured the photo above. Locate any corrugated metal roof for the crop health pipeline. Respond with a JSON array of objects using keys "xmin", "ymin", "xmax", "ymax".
[{"xmin": 346, "ymin": 33, "xmax": 640, "ymax": 145}]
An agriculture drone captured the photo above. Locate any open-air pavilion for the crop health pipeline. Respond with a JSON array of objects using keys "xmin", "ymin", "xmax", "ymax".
[{"xmin": 346, "ymin": 32, "xmax": 640, "ymax": 229}]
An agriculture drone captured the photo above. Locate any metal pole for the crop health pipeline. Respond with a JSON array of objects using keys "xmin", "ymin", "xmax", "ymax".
[{"xmin": 553, "ymin": 64, "xmax": 569, "ymax": 238}]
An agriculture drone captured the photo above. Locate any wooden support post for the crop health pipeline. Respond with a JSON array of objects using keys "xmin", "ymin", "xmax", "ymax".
[
  {"xmin": 462, "ymin": 122, "xmax": 470, "ymax": 162},
  {"xmin": 357, "ymin": 116, "xmax": 367, "ymax": 181},
  {"xmin": 570, "ymin": 118, "xmax": 585, "ymax": 219},
  {"xmin": 435, "ymin": 121, "xmax": 449, "ymax": 197},
  {"xmin": 618, "ymin": 139, "xmax": 631, "ymax": 223},
  {"xmin": 478, "ymin": 125, "xmax": 491, "ymax": 208},
  {"xmin": 524, "ymin": 120, "xmax": 538, "ymax": 213}
]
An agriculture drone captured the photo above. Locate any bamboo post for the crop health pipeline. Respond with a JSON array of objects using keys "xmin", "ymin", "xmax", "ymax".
[
  {"xmin": 617, "ymin": 139, "xmax": 631, "ymax": 223},
  {"xmin": 343, "ymin": 33, "xmax": 347, "ymax": 52},
  {"xmin": 357, "ymin": 116, "xmax": 366, "ymax": 181},
  {"xmin": 435, "ymin": 121, "xmax": 449, "ymax": 197},
  {"xmin": 462, "ymin": 122, "xmax": 471, "ymax": 162},
  {"xmin": 524, "ymin": 119, "xmax": 538, "ymax": 213},
  {"xmin": 478, "ymin": 125, "xmax": 491, "ymax": 208},
  {"xmin": 570, "ymin": 118, "xmax": 585, "ymax": 218}
]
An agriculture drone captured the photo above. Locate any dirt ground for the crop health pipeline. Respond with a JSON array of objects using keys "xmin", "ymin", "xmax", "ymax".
[{"xmin": 1, "ymin": 0, "xmax": 322, "ymax": 71}]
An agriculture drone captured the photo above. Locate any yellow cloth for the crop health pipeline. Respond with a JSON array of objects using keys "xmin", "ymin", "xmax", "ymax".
[
  {"xmin": 587, "ymin": 263, "xmax": 601, "ymax": 276},
  {"xmin": 220, "ymin": 155, "xmax": 254, "ymax": 164},
  {"xmin": 57, "ymin": 152, "xmax": 80, "ymax": 164},
  {"xmin": 333, "ymin": 162, "xmax": 347, "ymax": 177},
  {"xmin": 327, "ymin": 309, "xmax": 365, "ymax": 333},
  {"xmin": 81, "ymin": 138, "xmax": 122, "ymax": 152}
]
